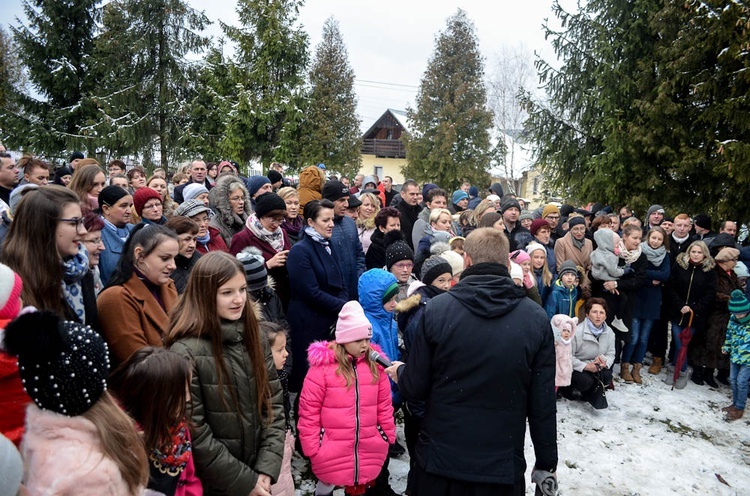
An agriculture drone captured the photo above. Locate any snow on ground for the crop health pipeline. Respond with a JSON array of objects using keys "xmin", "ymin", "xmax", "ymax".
[{"xmin": 292, "ymin": 365, "xmax": 750, "ymax": 495}]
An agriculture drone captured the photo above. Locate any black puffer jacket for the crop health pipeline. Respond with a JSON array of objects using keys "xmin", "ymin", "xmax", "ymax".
[
  {"xmin": 170, "ymin": 320, "xmax": 285, "ymax": 496},
  {"xmin": 666, "ymin": 252, "xmax": 717, "ymax": 330},
  {"xmin": 397, "ymin": 262, "xmax": 557, "ymax": 485}
]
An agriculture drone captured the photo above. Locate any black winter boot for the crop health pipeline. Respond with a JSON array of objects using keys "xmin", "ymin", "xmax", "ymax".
[
  {"xmin": 691, "ymin": 366, "xmax": 705, "ymax": 385},
  {"xmin": 704, "ymin": 368, "xmax": 718, "ymax": 387},
  {"xmin": 716, "ymin": 369, "xmax": 730, "ymax": 386}
]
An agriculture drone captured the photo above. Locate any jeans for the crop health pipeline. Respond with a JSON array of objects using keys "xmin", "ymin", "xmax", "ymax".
[
  {"xmin": 730, "ymin": 362, "xmax": 750, "ymax": 410},
  {"xmin": 621, "ymin": 318, "xmax": 655, "ymax": 364},
  {"xmin": 670, "ymin": 321, "xmax": 693, "ymax": 372}
]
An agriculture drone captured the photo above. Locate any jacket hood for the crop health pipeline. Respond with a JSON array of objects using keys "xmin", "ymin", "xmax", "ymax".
[
  {"xmin": 299, "ymin": 166, "xmax": 324, "ymax": 192},
  {"xmin": 676, "ymin": 251, "xmax": 715, "ymax": 272},
  {"xmin": 448, "ymin": 263, "xmax": 526, "ymax": 318},
  {"xmin": 593, "ymin": 228, "xmax": 617, "ymax": 253},
  {"xmin": 358, "ymin": 269, "xmax": 398, "ymax": 322},
  {"xmin": 395, "ymin": 292, "xmax": 422, "ymax": 314},
  {"xmin": 209, "ymin": 175, "xmax": 250, "ymax": 227},
  {"xmin": 306, "ymin": 340, "xmax": 384, "ymax": 367}
]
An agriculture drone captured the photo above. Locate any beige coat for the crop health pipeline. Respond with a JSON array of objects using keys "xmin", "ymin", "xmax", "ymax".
[{"xmin": 554, "ymin": 232, "xmax": 593, "ymax": 273}]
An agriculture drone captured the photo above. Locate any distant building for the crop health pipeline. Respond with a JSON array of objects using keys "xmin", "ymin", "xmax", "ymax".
[{"xmin": 359, "ymin": 109, "xmax": 407, "ymax": 184}]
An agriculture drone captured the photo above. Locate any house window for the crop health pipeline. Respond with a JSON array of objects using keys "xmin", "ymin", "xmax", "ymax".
[
  {"xmin": 374, "ymin": 166, "xmax": 383, "ymax": 178},
  {"xmin": 533, "ymin": 177, "xmax": 539, "ymax": 195}
]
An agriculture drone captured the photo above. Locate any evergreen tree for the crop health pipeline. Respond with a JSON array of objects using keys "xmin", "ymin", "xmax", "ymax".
[
  {"xmin": 0, "ymin": 26, "xmax": 28, "ymax": 145},
  {"xmin": 297, "ymin": 17, "xmax": 361, "ymax": 177},
  {"xmin": 8, "ymin": 0, "xmax": 101, "ymax": 155},
  {"xmin": 90, "ymin": 0, "xmax": 210, "ymax": 168},
  {"xmin": 523, "ymin": 0, "xmax": 750, "ymax": 219},
  {"xmin": 220, "ymin": 0, "xmax": 309, "ymax": 167},
  {"xmin": 403, "ymin": 9, "xmax": 495, "ymax": 192}
]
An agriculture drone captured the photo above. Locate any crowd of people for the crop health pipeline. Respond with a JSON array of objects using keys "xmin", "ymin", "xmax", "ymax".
[{"xmin": 0, "ymin": 149, "xmax": 748, "ymax": 496}]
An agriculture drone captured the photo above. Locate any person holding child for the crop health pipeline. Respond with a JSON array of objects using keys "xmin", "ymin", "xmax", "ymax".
[{"xmin": 297, "ymin": 300, "xmax": 396, "ymax": 496}]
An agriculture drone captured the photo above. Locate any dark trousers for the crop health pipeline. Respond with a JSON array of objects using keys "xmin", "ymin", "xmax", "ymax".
[
  {"xmin": 403, "ymin": 407, "xmax": 423, "ymax": 493},
  {"xmin": 413, "ymin": 464, "xmax": 525, "ymax": 496},
  {"xmin": 647, "ymin": 318, "xmax": 669, "ymax": 360},
  {"xmin": 571, "ymin": 368, "xmax": 613, "ymax": 395}
]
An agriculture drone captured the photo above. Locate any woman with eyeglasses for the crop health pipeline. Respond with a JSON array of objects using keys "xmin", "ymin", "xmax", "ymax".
[
  {"xmin": 97, "ymin": 185, "xmax": 135, "ymax": 286},
  {"xmin": 81, "ymin": 211, "xmax": 107, "ymax": 295},
  {"xmin": 172, "ymin": 199, "xmax": 229, "ymax": 255},
  {"xmin": 286, "ymin": 200, "xmax": 348, "ymax": 391},
  {"xmin": 208, "ymin": 174, "xmax": 251, "ymax": 247},
  {"xmin": 133, "ymin": 187, "xmax": 167, "ymax": 225},
  {"xmin": 0, "ymin": 185, "xmax": 99, "ymax": 329},
  {"xmin": 230, "ymin": 192, "xmax": 292, "ymax": 310},
  {"xmin": 97, "ymin": 224, "xmax": 179, "ymax": 366}
]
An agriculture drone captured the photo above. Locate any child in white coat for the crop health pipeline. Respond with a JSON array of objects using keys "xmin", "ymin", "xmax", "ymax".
[{"xmin": 551, "ymin": 314, "xmax": 578, "ymax": 390}]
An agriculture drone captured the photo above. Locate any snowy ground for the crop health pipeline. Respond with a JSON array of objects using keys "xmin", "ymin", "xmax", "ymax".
[{"xmin": 291, "ymin": 364, "xmax": 750, "ymax": 495}]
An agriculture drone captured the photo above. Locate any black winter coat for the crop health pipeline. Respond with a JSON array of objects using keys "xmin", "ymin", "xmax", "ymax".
[
  {"xmin": 171, "ymin": 252, "xmax": 201, "ymax": 294},
  {"xmin": 590, "ymin": 252, "xmax": 648, "ymax": 330},
  {"xmin": 397, "ymin": 262, "xmax": 557, "ymax": 485},
  {"xmin": 396, "ymin": 202, "xmax": 422, "ymax": 250},
  {"xmin": 666, "ymin": 253, "xmax": 717, "ymax": 331}
]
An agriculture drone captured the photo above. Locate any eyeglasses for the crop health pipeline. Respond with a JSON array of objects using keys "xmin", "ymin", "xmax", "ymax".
[
  {"xmin": 263, "ymin": 217, "xmax": 285, "ymax": 225},
  {"xmin": 229, "ymin": 195, "xmax": 245, "ymax": 202},
  {"xmin": 59, "ymin": 217, "xmax": 86, "ymax": 229},
  {"xmin": 83, "ymin": 237, "xmax": 104, "ymax": 246},
  {"xmin": 545, "ymin": 215, "xmax": 560, "ymax": 220},
  {"xmin": 393, "ymin": 262, "xmax": 414, "ymax": 270}
]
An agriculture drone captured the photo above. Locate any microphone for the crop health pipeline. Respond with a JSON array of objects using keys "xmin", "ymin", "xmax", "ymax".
[{"xmin": 370, "ymin": 350, "xmax": 392, "ymax": 368}]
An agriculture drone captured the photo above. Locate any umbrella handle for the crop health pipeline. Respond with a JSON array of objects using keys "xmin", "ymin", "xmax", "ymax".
[{"xmin": 686, "ymin": 308, "xmax": 694, "ymax": 328}]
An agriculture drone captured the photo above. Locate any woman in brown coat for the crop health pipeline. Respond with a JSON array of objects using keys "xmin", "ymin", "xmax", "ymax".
[
  {"xmin": 554, "ymin": 216, "xmax": 593, "ymax": 273},
  {"xmin": 97, "ymin": 224, "xmax": 179, "ymax": 366}
]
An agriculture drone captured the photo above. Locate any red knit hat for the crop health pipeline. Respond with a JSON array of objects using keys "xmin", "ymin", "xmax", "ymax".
[
  {"xmin": 530, "ymin": 218, "xmax": 551, "ymax": 237},
  {"xmin": 0, "ymin": 264, "xmax": 23, "ymax": 321},
  {"xmin": 133, "ymin": 187, "xmax": 162, "ymax": 217}
]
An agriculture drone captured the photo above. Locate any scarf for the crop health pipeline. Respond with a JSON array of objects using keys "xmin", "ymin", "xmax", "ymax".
[
  {"xmin": 640, "ymin": 241, "xmax": 666, "ymax": 266},
  {"xmin": 61, "ymin": 243, "xmax": 90, "ymax": 322},
  {"xmin": 282, "ymin": 216, "xmax": 303, "ymax": 237},
  {"xmin": 571, "ymin": 234, "xmax": 586, "ymax": 250},
  {"xmin": 246, "ymin": 214, "xmax": 285, "ymax": 253},
  {"xmin": 617, "ymin": 239, "xmax": 642, "ymax": 264},
  {"xmin": 196, "ymin": 230, "xmax": 211, "ymax": 246},
  {"xmin": 586, "ymin": 317, "xmax": 606, "ymax": 337},
  {"xmin": 305, "ymin": 226, "xmax": 331, "ymax": 254},
  {"xmin": 103, "ymin": 217, "xmax": 131, "ymax": 242},
  {"xmin": 150, "ymin": 421, "xmax": 192, "ymax": 476}
]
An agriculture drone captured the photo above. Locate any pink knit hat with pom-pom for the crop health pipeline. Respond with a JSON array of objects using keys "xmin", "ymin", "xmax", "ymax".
[{"xmin": 0, "ymin": 264, "xmax": 22, "ymax": 321}]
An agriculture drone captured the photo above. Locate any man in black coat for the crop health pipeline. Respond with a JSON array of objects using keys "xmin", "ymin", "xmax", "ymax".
[
  {"xmin": 386, "ymin": 228, "xmax": 558, "ymax": 496},
  {"xmin": 173, "ymin": 160, "xmax": 212, "ymax": 203},
  {"xmin": 396, "ymin": 179, "xmax": 422, "ymax": 249}
]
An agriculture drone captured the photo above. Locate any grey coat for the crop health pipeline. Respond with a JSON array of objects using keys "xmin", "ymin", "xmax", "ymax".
[{"xmin": 571, "ymin": 320, "xmax": 616, "ymax": 372}]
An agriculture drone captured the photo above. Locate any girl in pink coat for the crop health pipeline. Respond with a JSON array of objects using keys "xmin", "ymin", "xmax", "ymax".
[
  {"xmin": 551, "ymin": 314, "xmax": 578, "ymax": 389},
  {"xmin": 298, "ymin": 301, "xmax": 395, "ymax": 496}
]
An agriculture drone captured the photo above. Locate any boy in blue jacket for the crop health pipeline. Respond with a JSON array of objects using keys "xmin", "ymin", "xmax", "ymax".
[{"xmin": 545, "ymin": 260, "xmax": 580, "ymax": 319}]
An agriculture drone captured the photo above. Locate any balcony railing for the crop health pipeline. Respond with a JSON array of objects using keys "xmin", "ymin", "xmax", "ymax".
[{"xmin": 361, "ymin": 139, "xmax": 406, "ymax": 158}]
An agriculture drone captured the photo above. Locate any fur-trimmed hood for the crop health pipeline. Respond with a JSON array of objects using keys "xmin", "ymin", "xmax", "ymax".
[
  {"xmin": 306, "ymin": 341, "xmax": 385, "ymax": 367},
  {"xmin": 209, "ymin": 174, "xmax": 250, "ymax": 229},
  {"xmin": 676, "ymin": 251, "xmax": 715, "ymax": 272},
  {"xmin": 395, "ymin": 292, "xmax": 422, "ymax": 314}
]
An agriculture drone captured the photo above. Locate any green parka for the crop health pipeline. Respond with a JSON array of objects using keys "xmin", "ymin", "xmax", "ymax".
[{"xmin": 170, "ymin": 319, "xmax": 285, "ymax": 496}]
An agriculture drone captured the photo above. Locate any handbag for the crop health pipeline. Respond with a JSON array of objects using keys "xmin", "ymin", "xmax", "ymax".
[{"xmin": 589, "ymin": 365, "xmax": 609, "ymax": 410}]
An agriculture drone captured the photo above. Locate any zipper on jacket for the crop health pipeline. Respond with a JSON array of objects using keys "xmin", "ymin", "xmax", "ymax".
[
  {"xmin": 352, "ymin": 356, "xmax": 360, "ymax": 485},
  {"xmin": 682, "ymin": 266, "xmax": 696, "ymax": 326}
]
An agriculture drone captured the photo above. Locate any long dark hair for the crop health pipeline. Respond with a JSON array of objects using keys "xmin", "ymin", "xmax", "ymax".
[
  {"xmin": 0, "ymin": 185, "xmax": 80, "ymax": 316},
  {"xmin": 106, "ymin": 223, "xmax": 178, "ymax": 288},
  {"xmin": 109, "ymin": 347, "xmax": 192, "ymax": 453},
  {"xmin": 166, "ymin": 252, "xmax": 273, "ymax": 424}
]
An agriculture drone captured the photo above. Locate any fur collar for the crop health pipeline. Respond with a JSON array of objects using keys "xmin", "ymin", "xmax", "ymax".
[
  {"xmin": 395, "ymin": 293, "xmax": 422, "ymax": 314},
  {"xmin": 676, "ymin": 252, "xmax": 715, "ymax": 272},
  {"xmin": 208, "ymin": 175, "xmax": 250, "ymax": 228},
  {"xmin": 306, "ymin": 341, "xmax": 385, "ymax": 367}
]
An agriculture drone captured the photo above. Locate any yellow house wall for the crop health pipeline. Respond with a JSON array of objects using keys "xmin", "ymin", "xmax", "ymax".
[{"xmin": 359, "ymin": 155, "xmax": 407, "ymax": 184}]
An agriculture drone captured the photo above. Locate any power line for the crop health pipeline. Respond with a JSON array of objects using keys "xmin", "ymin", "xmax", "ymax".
[{"xmin": 356, "ymin": 79, "xmax": 419, "ymax": 89}]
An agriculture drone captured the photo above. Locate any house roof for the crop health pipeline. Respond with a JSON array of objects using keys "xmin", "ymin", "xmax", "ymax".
[{"xmin": 362, "ymin": 108, "xmax": 410, "ymax": 139}]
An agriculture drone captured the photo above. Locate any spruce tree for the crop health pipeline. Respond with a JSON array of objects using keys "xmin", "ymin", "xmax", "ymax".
[
  {"xmin": 403, "ymin": 9, "xmax": 495, "ymax": 192},
  {"xmin": 220, "ymin": 0, "xmax": 309, "ymax": 167},
  {"xmin": 9, "ymin": 0, "xmax": 101, "ymax": 155},
  {"xmin": 91, "ymin": 0, "xmax": 210, "ymax": 168},
  {"xmin": 297, "ymin": 17, "xmax": 361, "ymax": 177}
]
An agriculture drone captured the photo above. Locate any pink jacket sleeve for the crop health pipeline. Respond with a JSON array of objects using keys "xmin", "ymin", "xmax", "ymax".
[
  {"xmin": 297, "ymin": 365, "xmax": 327, "ymax": 458},
  {"xmin": 375, "ymin": 368, "xmax": 396, "ymax": 443}
]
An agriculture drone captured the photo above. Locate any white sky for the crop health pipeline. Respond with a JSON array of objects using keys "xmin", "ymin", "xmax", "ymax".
[{"xmin": 4, "ymin": 0, "xmax": 561, "ymax": 130}]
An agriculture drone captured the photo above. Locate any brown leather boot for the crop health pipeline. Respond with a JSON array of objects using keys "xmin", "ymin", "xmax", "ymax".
[
  {"xmin": 632, "ymin": 363, "xmax": 643, "ymax": 384},
  {"xmin": 620, "ymin": 363, "xmax": 633, "ymax": 383},
  {"xmin": 648, "ymin": 357, "xmax": 663, "ymax": 375},
  {"xmin": 726, "ymin": 406, "xmax": 745, "ymax": 421}
]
